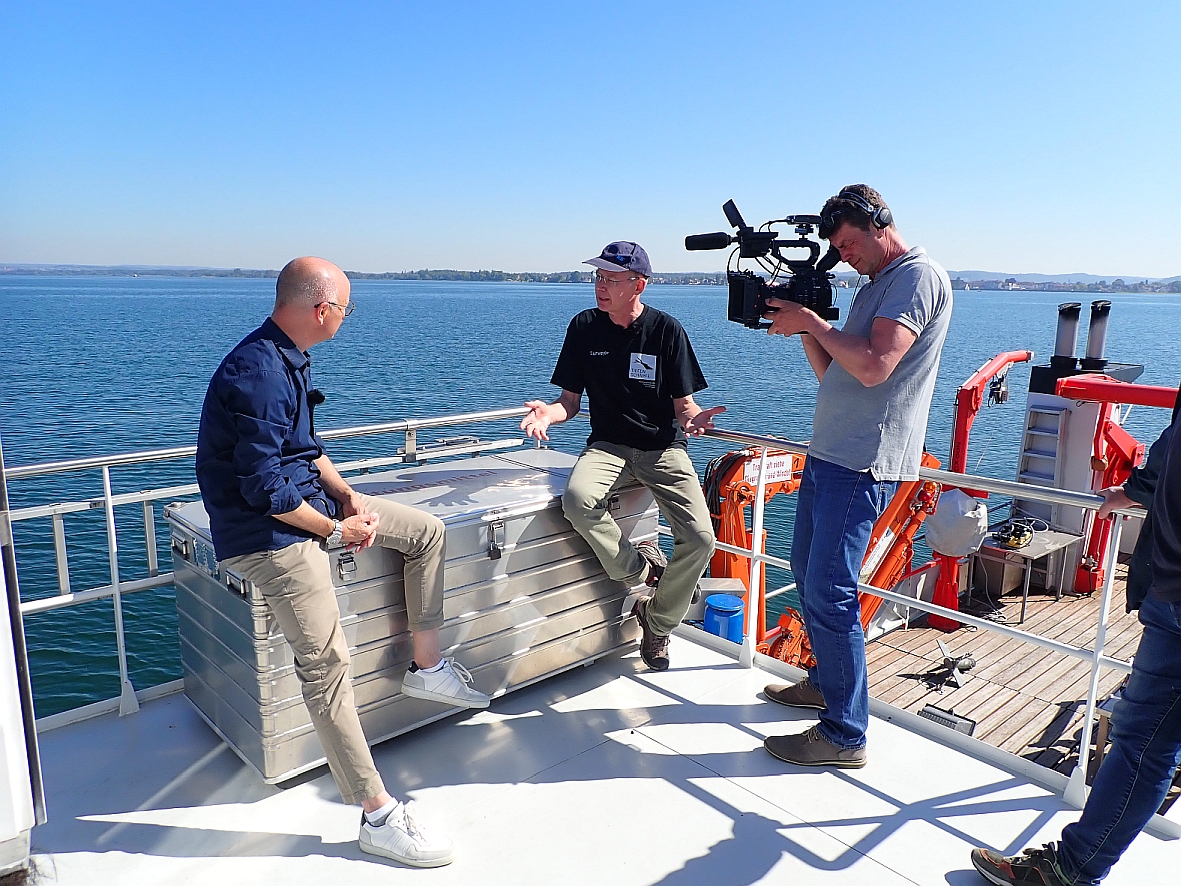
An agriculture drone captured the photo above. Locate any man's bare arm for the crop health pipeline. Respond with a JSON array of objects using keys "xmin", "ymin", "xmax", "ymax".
[
  {"xmin": 800, "ymin": 333, "xmax": 834, "ymax": 382},
  {"xmin": 272, "ymin": 499, "xmax": 379, "ymax": 549},
  {"xmin": 674, "ymin": 396, "xmax": 727, "ymax": 436},
  {"xmin": 765, "ymin": 299, "xmax": 917, "ymax": 387},
  {"xmin": 521, "ymin": 389, "xmax": 582, "ymax": 441}
]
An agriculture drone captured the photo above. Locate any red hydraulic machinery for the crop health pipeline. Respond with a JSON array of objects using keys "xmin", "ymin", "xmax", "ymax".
[
  {"xmin": 1054, "ymin": 374, "xmax": 1177, "ymax": 594},
  {"xmin": 930, "ymin": 350, "xmax": 1033, "ymax": 630}
]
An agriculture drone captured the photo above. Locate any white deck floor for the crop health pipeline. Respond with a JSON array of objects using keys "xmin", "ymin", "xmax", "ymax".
[{"xmin": 29, "ymin": 634, "xmax": 1178, "ymax": 885}]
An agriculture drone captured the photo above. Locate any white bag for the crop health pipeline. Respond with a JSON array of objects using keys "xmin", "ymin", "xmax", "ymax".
[{"xmin": 926, "ymin": 488, "xmax": 989, "ymax": 557}]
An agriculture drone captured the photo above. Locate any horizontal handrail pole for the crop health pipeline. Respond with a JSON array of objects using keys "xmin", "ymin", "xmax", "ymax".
[
  {"xmin": 702, "ymin": 427, "xmax": 1142, "ymax": 517},
  {"xmin": 19, "ymin": 573, "xmax": 174, "ymax": 616},
  {"xmin": 319, "ymin": 406, "xmax": 530, "ymax": 441},
  {"xmin": 859, "ymin": 580, "xmax": 1132, "ymax": 674},
  {"xmin": 6, "ymin": 406, "xmax": 534, "ymax": 480},
  {"xmin": 8, "ymin": 483, "xmax": 202, "ymax": 523}
]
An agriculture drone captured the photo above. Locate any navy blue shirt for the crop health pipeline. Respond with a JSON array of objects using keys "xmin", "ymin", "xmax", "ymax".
[{"xmin": 196, "ymin": 318, "xmax": 337, "ymax": 560}]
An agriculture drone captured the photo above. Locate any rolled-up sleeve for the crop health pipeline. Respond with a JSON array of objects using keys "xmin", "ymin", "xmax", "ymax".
[{"xmin": 223, "ymin": 369, "xmax": 304, "ymax": 516}]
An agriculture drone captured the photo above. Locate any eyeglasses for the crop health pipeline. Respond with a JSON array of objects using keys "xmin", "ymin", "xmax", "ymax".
[
  {"xmin": 316, "ymin": 300, "xmax": 355, "ymax": 317},
  {"xmin": 594, "ymin": 272, "xmax": 641, "ymax": 288}
]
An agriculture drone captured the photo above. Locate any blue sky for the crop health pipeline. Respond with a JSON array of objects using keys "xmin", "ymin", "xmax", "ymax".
[{"xmin": 2, "ymin": 2, "xmax": 1179, "ymax": 277}]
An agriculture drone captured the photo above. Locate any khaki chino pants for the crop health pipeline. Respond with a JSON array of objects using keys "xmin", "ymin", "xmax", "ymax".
[
  {"xmin": 221, "ymin": 494, "xmax": 445, "ymax": 804},
  {"xmin": 562, "ymin": 443, "xmax": 715, "ymax": 637}
]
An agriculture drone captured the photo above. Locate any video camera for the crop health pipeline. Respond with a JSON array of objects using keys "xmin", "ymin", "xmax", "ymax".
[{"xmin": 686, "ymin": 200, "xmax": 841, "ymax": 329}]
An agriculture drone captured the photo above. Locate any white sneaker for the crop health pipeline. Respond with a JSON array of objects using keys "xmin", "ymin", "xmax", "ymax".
[
  {"xmin": 401, "ymin": 658, "xmax": 490, "ymax": 708},
  {"xmin": 359, "ymin": 801, "xmax": 454, "ymax": 867}
]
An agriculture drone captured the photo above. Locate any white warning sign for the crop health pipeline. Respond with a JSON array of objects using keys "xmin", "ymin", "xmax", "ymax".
[{"xmin": 742, "ymin": 454, "xmax": 798, "ymax": 486}]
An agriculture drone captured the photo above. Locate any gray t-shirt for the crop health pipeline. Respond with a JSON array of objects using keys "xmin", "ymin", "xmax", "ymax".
[{"xmin": 808, "ymin": 246, "xmax": 952, "ymax": 481}]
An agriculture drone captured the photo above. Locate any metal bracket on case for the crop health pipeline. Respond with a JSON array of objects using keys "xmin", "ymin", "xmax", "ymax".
[
  {"xmin": 337, "ymin": 553, "xmax": 357, "ymax": 581},
  {"xmin": 488, "ymin": 520, "xmax": 505, "ymax": 560},
  {"xmin": 608, "ymin": 495, "xmax": 621, "ymax": 514},
  {"xmin": 170, "ymin": 533, "xmax": 191, "ymax": 561},
  {"xmin": 222, "ymin": 568, "xmax": 254, "ymax": 598}
]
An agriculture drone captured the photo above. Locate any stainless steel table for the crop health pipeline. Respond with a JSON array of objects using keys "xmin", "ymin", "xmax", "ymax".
[{"xmin": 968, "ymin": 528, "xmax": 1084, "ymax": 622}]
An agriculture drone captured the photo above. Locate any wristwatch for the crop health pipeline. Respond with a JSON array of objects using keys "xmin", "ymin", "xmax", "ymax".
[{"xmin": 325, "ymin": 520, "xmax": 344, "ymax": 548}]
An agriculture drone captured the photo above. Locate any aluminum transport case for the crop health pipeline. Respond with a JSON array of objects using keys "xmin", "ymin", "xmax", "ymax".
[{"xmin": 165, "ymin": 449, "xmax": 656, "ymax": 783}]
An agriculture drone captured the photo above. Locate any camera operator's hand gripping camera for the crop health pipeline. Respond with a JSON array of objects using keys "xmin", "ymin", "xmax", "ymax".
[{"xmin": 686, "ymin": 200, "xmax": 842, "ymax": 329}]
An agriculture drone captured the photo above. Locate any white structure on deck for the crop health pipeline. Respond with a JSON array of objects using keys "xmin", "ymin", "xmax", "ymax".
[{"xmin": 30, "ymin": 634, "xmax": 1179, "ymax": 885}]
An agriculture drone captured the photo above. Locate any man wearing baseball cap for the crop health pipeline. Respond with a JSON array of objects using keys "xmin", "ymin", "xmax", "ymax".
[{"xmin": 521, "ymin": 241, "xmax": 725, "ymax": 671}]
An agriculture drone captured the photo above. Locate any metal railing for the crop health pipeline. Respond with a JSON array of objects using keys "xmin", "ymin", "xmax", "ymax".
[
  {"xmin": 0, "ymin": 411, "xmax": 1165, "ymax": 830},
  {"xmin": 2, "ymin": 406, "xmax": 531, "ymax": 725},
  {"xmin": 700, "ymin": 426, "xmax": 1162, "ymax": 828}
]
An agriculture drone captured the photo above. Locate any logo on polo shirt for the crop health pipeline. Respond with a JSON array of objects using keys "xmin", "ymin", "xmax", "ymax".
[
  {"xmin": 589, "ymin": 350, "xmax": 609, "ymax": 356},
  {"xmin": 629, "ymin": 353, "xmax": 657, "ymax": 384}
]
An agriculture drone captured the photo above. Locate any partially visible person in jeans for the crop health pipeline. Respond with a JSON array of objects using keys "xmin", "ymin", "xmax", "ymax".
[
  {"xmin": 520, "ymin": 241, "xmax": 724, "ymax": 671},
  {"xmin": 970, "ymin": 403, "xmax": 1181, "ymax": 886},
  {"xmin": 759, "ymin": 186, "xmax": 952, "ymax": 769},
  {"xmin": 196, "ymin": 257, "xmax": 488, "ymax": 868}
]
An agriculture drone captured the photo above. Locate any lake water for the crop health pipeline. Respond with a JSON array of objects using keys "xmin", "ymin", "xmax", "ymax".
[{"xmin": 2, "ymin": 275, "xmax": 1179, "ymax": 716}]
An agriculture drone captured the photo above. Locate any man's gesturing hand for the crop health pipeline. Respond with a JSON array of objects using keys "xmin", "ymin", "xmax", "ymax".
[
  {"xmin": 683, "ymin": 405, "xmax": 726, "ymax": 437},
  {"xmin": 521, "ymin": 400, "xmax": 554, "ymax": 441}
]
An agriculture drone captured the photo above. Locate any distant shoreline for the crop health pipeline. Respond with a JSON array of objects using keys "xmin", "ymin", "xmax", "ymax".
[{"xmin": 2, "ymin": 264, "xmax": 1179, "ymax": 293}]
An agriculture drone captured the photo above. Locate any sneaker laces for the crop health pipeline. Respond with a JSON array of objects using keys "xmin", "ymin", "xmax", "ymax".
[
  {"xmin": 441, "ymin": 657, "xmax": 475, "ymax": 686},
  {"xmin": 402, "ymin": 802, "xmax": 430, "ymax": 842}
]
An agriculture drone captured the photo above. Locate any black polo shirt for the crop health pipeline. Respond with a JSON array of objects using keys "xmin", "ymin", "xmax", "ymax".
[{"xmin": 551, "ymin": 306, "xmax": 707, "ymax": 451}]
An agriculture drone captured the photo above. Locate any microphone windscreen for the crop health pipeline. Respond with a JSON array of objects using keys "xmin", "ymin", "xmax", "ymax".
[{"xmin": 684, "ymin": 232, "xmax": 733, "ymax": 251}]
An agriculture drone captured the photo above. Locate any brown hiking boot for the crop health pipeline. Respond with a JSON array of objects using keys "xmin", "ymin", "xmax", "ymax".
[
  {"xmin": 630, "ymin": 597, "xmax": 670, "ymax": 671},
  {"xmin": 764, "ymin": 678, "xmax": 826, "ymax": 710},
  {"xmin": 635, "ymin": 540, "xmax": 667, "ymax": 587},
  {"xmin": 764, "ymin": 725, "xmax": 866, "ymax": 769}
]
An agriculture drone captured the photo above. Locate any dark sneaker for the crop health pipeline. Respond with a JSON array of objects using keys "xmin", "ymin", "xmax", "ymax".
[
  {"xmin": 764, "ymin": 678, "xmax": 826, "ymax": 710},
  {"xmin": 970, "ymin": 844, "xmax": 1069, "ymax": 886},
  {"xmin": 764, "ymin": 725, "xmax": 866, "ymax": 769},
  {"xmin": 631, "ymin": 596, "xmax": 670, "ymax": 671},
  {"xmin": 635, "ymin": 540, "xmax": 667, "ymax": 587}
]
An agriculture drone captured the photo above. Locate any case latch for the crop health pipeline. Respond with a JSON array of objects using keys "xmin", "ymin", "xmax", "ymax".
[
  {"xmin": 488, "ymin": 520, "xmax": 505, "ymax": 560},
  {"xmin": 337, "ymin": 553, "xmax": 357, "ymax": 581}
]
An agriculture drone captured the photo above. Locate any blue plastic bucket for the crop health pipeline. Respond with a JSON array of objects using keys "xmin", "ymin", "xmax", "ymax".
[{"xmin": 703, "ymin": 593, "xmax": 745, "ymax": 643}]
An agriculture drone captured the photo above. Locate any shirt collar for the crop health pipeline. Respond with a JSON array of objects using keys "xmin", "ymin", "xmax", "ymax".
[
  {"xmin": 875, "ymin": 246, "xmax": 925, "ymax": 280},
  {"xmin": 260, "ymin": 317, "xmax": 310, "ymax": 371}
]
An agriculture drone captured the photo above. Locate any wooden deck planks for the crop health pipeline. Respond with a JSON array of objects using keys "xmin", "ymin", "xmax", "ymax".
[{"xmin": 866, "ymin": 570, "xmax": 1141, "ymax": 777}]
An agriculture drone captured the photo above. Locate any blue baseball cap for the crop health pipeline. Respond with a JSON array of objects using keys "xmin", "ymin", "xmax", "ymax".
[{"xmin": 583, "ymin": 241, "xmax": 652, "ymax": 277}]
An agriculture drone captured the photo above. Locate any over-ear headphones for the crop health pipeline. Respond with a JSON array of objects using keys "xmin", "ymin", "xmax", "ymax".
[{"xmin": 836, "ymin": 188, "xmax": 893, "ymax": 230}]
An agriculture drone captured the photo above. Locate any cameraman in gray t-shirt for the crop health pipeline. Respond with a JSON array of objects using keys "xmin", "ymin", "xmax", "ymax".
[{"xmin": 759, "ymin": 185, "xmax": 953, "ymax": 769}]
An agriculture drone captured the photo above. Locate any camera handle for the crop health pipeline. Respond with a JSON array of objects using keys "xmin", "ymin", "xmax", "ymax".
[{"xmin": 770, "ymin": 237, "xmax": 820, "ymax": 270}]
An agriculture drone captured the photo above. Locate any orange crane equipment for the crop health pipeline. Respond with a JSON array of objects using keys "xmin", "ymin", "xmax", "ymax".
[
  {"xmin": 703, "ymin": 448, "xmax": 806, "ymax": 644},
  {"xmin": 704, "ymin": 445, "xmax": 942, "ymax": 667},
  {"xmin": 767, "ymin": 452, "xmax": 942, "ymax": 666}
]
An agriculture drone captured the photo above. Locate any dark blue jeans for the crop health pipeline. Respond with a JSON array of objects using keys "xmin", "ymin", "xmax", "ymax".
[
  {"xmin": 1057, "ymin": 596, "xmax": 1181, "ymax": 885},
  {"xmin": 791, "ymin": 456, "xmax": 898, "ymax": 749}
]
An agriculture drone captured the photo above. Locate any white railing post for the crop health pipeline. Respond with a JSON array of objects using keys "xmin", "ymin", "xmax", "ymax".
[
  {"xmin": 100, "ymin": 466, "xmax": 138, "ymax": 716},
  {"xmin": 740, "ymin": 448, "xmax": 769, "ymax": 668},
  {"xmin": 1064, "ymin": 515, "xmax": 1123, "ymax": 808}
]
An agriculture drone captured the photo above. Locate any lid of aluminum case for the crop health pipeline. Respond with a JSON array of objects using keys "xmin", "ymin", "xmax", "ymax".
[{"xmin": 343, "ymin": 452, "xmax": 574, "ymax": 524}]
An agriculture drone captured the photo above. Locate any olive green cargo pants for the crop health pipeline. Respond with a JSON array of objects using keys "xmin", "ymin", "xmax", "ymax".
[{"xmin": 562, "ymin": 442, "xmax": 715, "ymax": 637}]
